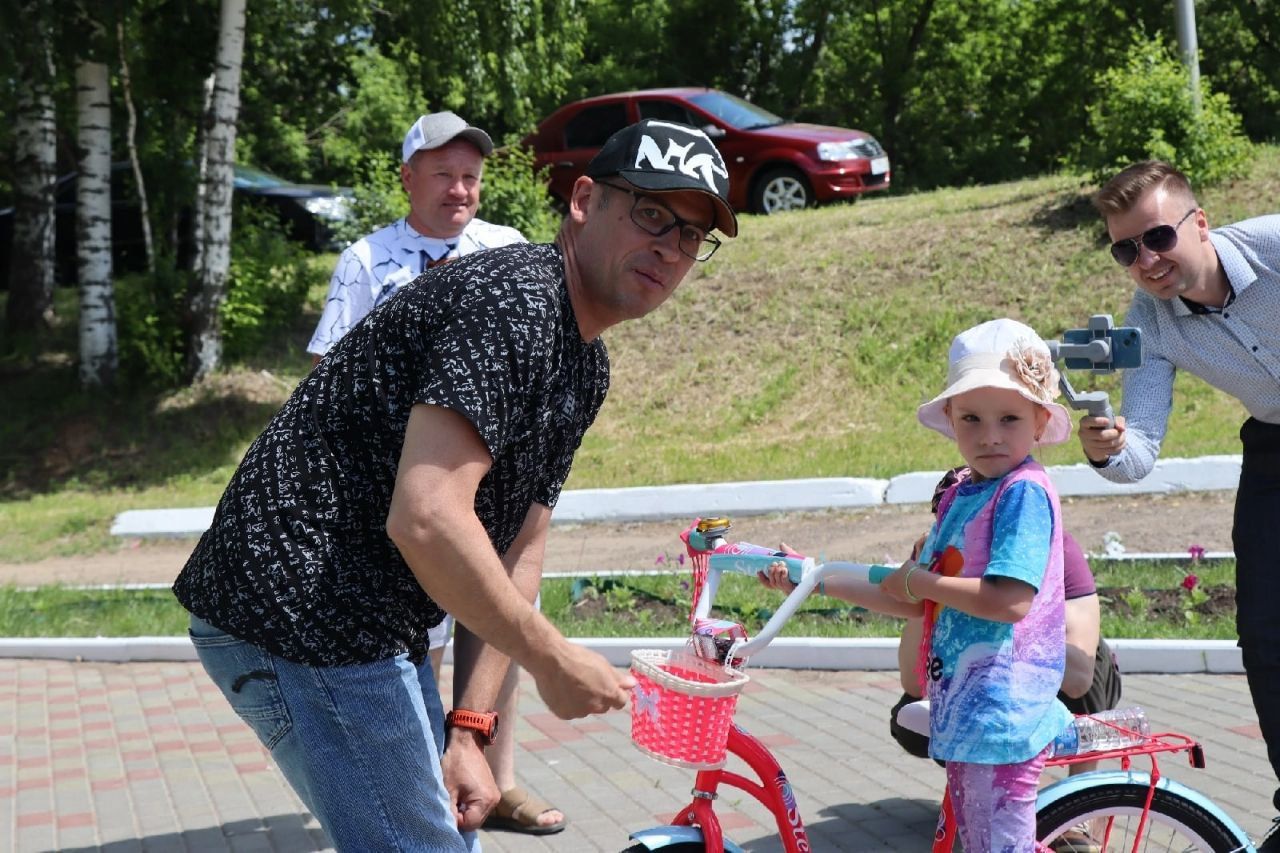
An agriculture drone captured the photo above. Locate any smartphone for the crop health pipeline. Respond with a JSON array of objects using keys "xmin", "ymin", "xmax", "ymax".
[{"xmin": 1062, "ymin": 325, "xmax": 1142, "ymax": 372}]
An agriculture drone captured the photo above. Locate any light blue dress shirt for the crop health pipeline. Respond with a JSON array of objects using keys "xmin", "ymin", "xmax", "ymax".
[{"xmin": 1097, "ymin": 215, "xmax": 1280, "ymax": 484}]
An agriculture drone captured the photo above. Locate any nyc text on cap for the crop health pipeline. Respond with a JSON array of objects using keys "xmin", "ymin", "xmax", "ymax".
[{"xmin": 587, "ymin": 119, "xmax": 738, "ymax": 238}]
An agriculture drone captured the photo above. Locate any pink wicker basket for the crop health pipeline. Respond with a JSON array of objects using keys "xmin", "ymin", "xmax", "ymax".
[{"xmin": 630, "ymin": 648, "xmax": 750, "ymax": 770}]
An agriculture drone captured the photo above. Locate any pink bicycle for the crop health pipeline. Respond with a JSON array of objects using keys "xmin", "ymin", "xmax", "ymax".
[{"xmin": 623, "ymin": 516, "xmax": 1258, "ymax": 853}]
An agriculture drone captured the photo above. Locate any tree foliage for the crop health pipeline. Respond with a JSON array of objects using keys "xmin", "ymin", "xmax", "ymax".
[
  {"xmin": 477, "ymin": 144, "xmax": 561, "ymax": 243},
  {"xmin": 1075, "ymin": 35, "xmax": 1252, "ymax": 188},
  {"xmin": 374, "ymin": 0, "xmax": 586, "ymax": 139},
  {"xmin": 4, "ymin": 0, "xmax": 1279, "ymax": 384}
]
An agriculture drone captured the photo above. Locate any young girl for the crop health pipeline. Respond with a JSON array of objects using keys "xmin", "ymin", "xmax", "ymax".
[{"xmin": 762, "ymin": 318, "xmax": 1074, "ymax": 852}]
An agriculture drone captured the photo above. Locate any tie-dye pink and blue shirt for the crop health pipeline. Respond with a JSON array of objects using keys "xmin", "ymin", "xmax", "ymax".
[{"xmin": 920, "ymin": 457, "xmax": 1072, "ymax": 764}]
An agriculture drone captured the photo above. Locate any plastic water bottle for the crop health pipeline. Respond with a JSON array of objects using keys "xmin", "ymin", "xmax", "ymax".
[{"xmin": 1049, "ymin": 707, "xmax": 1151, "ymax": 757}]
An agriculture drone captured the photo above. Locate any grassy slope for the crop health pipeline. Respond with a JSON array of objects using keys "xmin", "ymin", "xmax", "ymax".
[
  {"xmin": 3, "ymin": 150, "xmax": 1277, "ymax": 562},
  {"xmin": 572, "ymin": 152, "xmax": 1280, "ymax": 485}
]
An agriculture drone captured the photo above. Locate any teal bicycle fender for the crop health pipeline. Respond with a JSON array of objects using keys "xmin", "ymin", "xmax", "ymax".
[
  {"xmin": 627, "ymin": 825, "xmax": 747, "ymax": 851},
  {"xmin": 1036, "ymin": 769, "xmax": 1254, "ymax": 850}
]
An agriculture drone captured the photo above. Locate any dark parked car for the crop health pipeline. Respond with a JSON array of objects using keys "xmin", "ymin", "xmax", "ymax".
[
  {"xmin": 0, "ymin": 162, "xmax": 351, "ymax": 287},
  {"xmin": 229, "ymin": 164, "xmax": 353, "ymax": 249},
  {"xmin": 522, "ymin": 88, "xmax": 890, "ymax": 215}
]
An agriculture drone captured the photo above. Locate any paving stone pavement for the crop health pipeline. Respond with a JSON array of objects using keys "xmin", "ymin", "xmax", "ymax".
[{"xmin": 2, "ymin": 658, "xmax": 1276, "ymax": 852}]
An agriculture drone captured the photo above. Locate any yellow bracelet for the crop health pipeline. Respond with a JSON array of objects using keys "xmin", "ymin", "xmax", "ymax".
[{"xmin": 903, "ymin": 565, "xmax": 922, "ymax": 604}]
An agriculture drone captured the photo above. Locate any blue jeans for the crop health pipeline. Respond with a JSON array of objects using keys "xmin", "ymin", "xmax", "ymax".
[{"xmin": 188, "ymin": 615, "xmax": 477, "ymax": 852}]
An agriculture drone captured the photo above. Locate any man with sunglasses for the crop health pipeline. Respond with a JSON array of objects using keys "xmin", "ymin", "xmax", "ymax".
[
  {"xmin": 173, "ymin": 118, "xmax": 737, "ymax": 852},
  {"xmin": 1080, "ymin": 159, "xmax": 1280, "ymax": 846}
]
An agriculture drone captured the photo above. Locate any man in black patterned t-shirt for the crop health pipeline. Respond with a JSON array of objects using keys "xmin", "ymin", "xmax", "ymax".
[{"xmin": 173, "ymin": 119, "xmax": 738, "ymax": 852}]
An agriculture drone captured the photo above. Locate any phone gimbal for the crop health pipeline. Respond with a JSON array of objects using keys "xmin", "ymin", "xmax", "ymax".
[{"xmin": 1045, "ymin": 314, "xmax": 1143, "ymax": 425}]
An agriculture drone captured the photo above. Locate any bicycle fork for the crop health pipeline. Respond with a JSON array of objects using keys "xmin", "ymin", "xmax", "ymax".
[{"xmin": 665, "ymin": 725, "xmax": 814, "ymax": 853}]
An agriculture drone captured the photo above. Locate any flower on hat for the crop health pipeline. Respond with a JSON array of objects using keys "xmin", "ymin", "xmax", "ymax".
[
  {"xmin": 916, "ymin": 318, "xmax": 1073, "ymax": 445},
  {"xmin": 1007, "ymin": 340, "xmax": 1061, "ymax": 404}
]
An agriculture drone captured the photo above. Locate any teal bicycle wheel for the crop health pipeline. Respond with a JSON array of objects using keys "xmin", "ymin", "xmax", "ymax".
[{"xmin": 1036, "ymin": 782, "xmax": 1247, "ymax": 851}]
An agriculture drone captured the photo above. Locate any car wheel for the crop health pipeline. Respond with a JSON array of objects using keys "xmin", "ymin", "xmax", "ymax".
[{"xmin": 751, "ymin": 167, "xmax": 812, "ymax": 214}]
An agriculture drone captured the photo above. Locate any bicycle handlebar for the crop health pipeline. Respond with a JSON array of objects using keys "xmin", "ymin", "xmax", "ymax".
[{"xmin": 695, "ymin": 551, "xmax": 894, "ymax": 661}]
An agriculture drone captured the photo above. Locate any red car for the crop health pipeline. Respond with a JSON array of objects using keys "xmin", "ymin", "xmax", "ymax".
[{"xmin": 522, "ymin": 87, "xmax": 891, "ymax": 215}]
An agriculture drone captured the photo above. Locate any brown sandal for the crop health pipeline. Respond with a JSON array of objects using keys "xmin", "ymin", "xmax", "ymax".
[{"xmin": 482, "ymin": 786, "xmax": 567, "ymax": 835}]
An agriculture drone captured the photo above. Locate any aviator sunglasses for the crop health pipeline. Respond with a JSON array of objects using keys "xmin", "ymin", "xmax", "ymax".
[{"xmin": 1109, "ymin": 208, "xmax": 1197, "ymax": 267}]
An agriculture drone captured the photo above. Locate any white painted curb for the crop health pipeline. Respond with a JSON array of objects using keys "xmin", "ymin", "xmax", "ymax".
[
  {"xmin": 111, "ymin": 507, "xmax": 215, "ymax": 538},
  {"xmin": 0, "ymin": 636, "xmax": 1243, "ymax": 674},
  {"xmin": 555, "ymin": 478, "xmax": 888, "ymax": 522},
  {"xmin": 110, "ymin": 455, "xmax": 1242, "ymax": 538},
  {"xmin": 0, "ymin": 637, "xmax": 200, "ymax": 662}
]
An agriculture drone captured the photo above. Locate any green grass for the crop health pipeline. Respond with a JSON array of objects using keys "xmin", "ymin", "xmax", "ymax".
[
  {"xmin": 1091, "ymin": 558, "xmax": 1232, "ymax": 589},
  {"xmin": 4, "ymin": 150, "xmax": 1279, "ymax": 563},
  {"xmin": 0, "ymin": 560, "xmax": 1235, "ymax": 640},
  {"xmin": 0, "ymin": 585, "xmax": 192, "ymax": 637}
]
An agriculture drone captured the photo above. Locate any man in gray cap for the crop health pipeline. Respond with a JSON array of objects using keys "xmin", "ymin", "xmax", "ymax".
[
  {"xmin": 308, "ymin": 111, "xmax": 525, "ymax": 359},
  {"xmin": 174, "ymin": 118, "xmax": 737, "ymax": 851}
]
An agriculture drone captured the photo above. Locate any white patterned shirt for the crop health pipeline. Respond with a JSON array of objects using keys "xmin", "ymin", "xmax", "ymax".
[
  {"xmin": 1097, "ymin": 215, "xmax": 1280, "ymax": 483},
  {"xmin": 307, "ymin": 216, "xmax": 526, "ymax": 356}
]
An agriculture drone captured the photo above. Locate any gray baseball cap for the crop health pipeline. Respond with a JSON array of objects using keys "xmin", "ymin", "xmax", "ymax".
[{"xmin": 402, "ymin": 112, "xmax": 494, "ymax": 163}]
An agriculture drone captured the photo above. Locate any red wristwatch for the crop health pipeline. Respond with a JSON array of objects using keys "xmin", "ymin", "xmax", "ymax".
[{"xmin": 445, "ymin": 709, "xmax": 499, "ymax": 746}]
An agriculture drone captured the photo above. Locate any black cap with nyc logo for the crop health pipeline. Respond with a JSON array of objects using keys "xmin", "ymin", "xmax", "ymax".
[{"xmin": 586, "ymin": 119, "xmax": 738, "ymax": 238}]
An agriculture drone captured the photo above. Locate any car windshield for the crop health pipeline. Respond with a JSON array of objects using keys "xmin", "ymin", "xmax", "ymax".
[
  {"xmin": 232, "ymin": 164, "xmax": 289, "ymax": 189},
  {"xmin": 687, "ymin": 91, "xmax": 786, "ymax": 130}
]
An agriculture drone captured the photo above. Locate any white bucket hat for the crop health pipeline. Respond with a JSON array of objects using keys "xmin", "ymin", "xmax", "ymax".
[{"xmin": 917, "ymin": 318, "xmax": 1072, "ymax": 445}]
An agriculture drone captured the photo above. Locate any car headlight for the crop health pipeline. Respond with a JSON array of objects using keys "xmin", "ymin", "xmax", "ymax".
[
  {"xmin": 817, "ymin": 141, "xmax": 858, "ymax": 162},
  {"xmin": 302, "ymin": 196, "xmax": 351, "ymax": 220},
  {"xmin": 816, "ymin": 138, "xmax": 886, "ymax": 162}
]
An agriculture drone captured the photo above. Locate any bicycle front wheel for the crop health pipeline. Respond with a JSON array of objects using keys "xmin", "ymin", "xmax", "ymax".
[{"xmin": 1036, "ymin": 782, "xmax": 1246, "ymax": 852}]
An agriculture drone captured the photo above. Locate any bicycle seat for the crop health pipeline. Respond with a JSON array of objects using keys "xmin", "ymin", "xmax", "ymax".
[{"xmin": 896, "ymin": 699, "xmax": 931, "ymax": 737}]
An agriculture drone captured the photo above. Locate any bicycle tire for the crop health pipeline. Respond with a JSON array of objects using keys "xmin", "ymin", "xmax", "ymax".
[
  {"xmin": 1036, "ymin": 781, "xmax": 1246, "ymax": 851},
  {"xmin": 620, "ymin": 843, "xmax": 706, "ymax": 852}
]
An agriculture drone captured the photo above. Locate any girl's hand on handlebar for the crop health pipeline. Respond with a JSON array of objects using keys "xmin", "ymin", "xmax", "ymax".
[
  {"xmin": 756, "ymin": 559, "xmax": 798, "ymax": 593},
  {"xmin": 880, "ymin": 558, "xmax": 925, "ymax": 605}
]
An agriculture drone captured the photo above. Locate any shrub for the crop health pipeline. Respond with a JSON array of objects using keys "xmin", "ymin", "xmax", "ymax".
[
  {"xmin": 114, "ymin": 262, "xmax": 188, "ymax": 387},
  {"xmin": 220, "ymin": 203, "xmax": 312, "ymax": 361},
  {"xmin": 1072, "ymin": 34, "xmax": 1253, "ymax": 188},
  {"xmin": 115, "ymin": 205, "xmax": 312, "ymax": 385},
  {"xmin": 478, "ymin": 142, "xmax": 561, "ymax": 243}
]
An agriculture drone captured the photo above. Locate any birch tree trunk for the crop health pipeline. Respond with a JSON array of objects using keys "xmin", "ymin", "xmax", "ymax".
[
  {"xmin": 117, "ymin": 20, "xmax": 153, "ymax": 273},
  {"xmin": 5, "ymin": 6, "xmax": 58, "ymax": 337},
  {"xmin": 185, "ymin": 0, "xmax": 246, "ymax": 382},
  {"xmin": 190, "ymin": 73, "xmax": 216, "ymax": 279},
  {"xmin": 75, "ymin": 60, "xmax": 117, "ymax": 387}
]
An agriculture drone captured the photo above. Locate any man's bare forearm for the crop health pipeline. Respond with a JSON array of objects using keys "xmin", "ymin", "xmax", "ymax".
[{"xmin": 451, "ymin": 503, "xmax": 551, "ymax": 711}]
